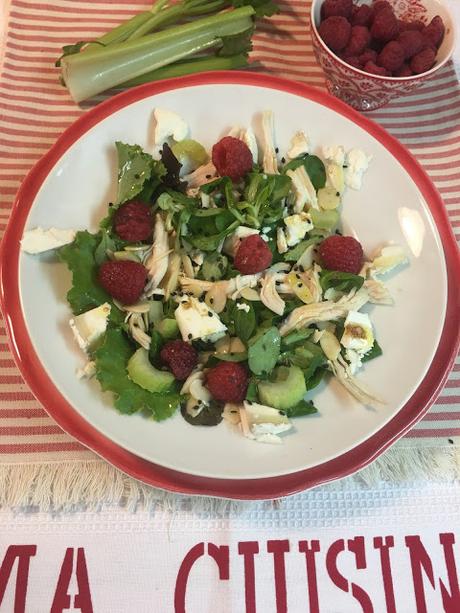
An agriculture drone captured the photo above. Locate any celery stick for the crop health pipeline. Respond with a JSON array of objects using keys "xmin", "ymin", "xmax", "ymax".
[
  {"xmin": 120, "ymin": 53, "xmax": 248, "ymax": 87},
  {"xmin": 61, "ymin": 7, "xmax": 255, "ymax": 102}
]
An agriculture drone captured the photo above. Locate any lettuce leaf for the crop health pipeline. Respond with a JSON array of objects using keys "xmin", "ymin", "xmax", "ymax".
[
  {"xmin": 115, "ymin": 142, "xmax": 165, "ymax": 205},
  {"xmin": 58, "ymin": 230, "xmax": 124, "ymax": 325},
  {"xmin": 94, "ymin": 328, "xmax": 180, "ymax": 420}
]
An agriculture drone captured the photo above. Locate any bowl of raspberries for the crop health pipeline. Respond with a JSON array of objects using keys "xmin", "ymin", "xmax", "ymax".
[{"xmin": 311, "ymin": 0, "xmax": 455, "ymax": 111}]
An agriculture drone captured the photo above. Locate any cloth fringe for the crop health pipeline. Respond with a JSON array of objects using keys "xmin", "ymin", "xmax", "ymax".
[{"xmin": 0, "ymin": 443, "xmax": 458, "ymax": 514}]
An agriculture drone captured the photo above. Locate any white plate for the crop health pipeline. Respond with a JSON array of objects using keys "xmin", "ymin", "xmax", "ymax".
[{"xmin": 14, "ymin": 77, "xmax": 449, "ymax": 480}]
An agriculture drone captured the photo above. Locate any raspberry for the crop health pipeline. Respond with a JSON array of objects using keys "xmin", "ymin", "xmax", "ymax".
[
  {"xmin": 398, "ymin": 19, "xmax": 424, "ymax": 32},
  {"xmin": 378, "ymin": 41, "xmax": 404, "ymax": 71},
  {"xmin": 98, "ymin": 260, "xmax": 147, "ymax": 304},
  {"xmin": 394, "ymin": 63, "xmax": 413, "ymax": 77},
  {"xmin": 321, "ymin": 0, "xmax": 352, "ymax": 19},
  {"xmin": 351, "ymin": 4, "xmax": 372, "ymax": 26},
  {"xmin": 205, "ymin": 362, "xmax": 248, "ymax": 403},
  {"xmin": 397, "ymin": 30, "xmax": 424, "ymax": 59},
  {"xmin": 319, "ymin": 16, "xmax": 352, "ymax": 52},
  {"xmin": 343, "ymin": 55, "xmax": 363, "ymax": 69},
  {"xmin": 371, "ymin": 0, "xmax": 392, "ymax": 17},
  {"xmin": 423, "ymin": 15, "xmax": 445, "ymax": 49},
  {"xmin": 359, "ymin": 48, "xmax": 378, "ymax": 64},
  {"xmin": 410, "ymin": 47, "xmax": 436, "ymax": 74},
  {"xmin": 212, "ymin": 136, "xmax": 253, "ymax": 183},
  {"xmin": 160, "ymin": 340, "xmax": 198, "ymax": 381},
  {"xmin": 234, "ymin": 234, "xmax": 272, "ymax": 274},
  {"xmin": 319, "ymin": 235, "xmax": 364, "ymax": 274},
  {"xmin": 344, "ymin": 25, "xmax": 371, "ymax": 56},
  {"xmin": 113, "ymin": 201, "xmax": 153, "ymax": 242},
  {"xmin": 363, "ymin": 60, "xmax": 390, "ymax": 76},
  {"xmin": 371, "ymin": 8, "xmax": 399, "ymax": 42}
]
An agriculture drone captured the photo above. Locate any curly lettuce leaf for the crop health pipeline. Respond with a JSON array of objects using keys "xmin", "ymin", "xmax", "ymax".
[
  {"xmin": 94, "ymin": 328, "xmax": 180, "ymax": 420},
  {"xmin": 116, "ymin": 141, "xmax": 165, "ymax": 205}
]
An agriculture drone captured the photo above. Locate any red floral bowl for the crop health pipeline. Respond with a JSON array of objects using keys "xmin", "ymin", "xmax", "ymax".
[{"xmin": 310, "ymin": 0, "xmax": 456, "ymax": 111}]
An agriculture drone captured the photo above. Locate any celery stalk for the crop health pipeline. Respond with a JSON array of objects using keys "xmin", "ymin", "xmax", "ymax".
[
  {"xmin": 61, "ymin": 7, "xmax": 254, "ymax": 103},
  {"xmin": 120, "ymin": 53, "xmax": 249, "ymax": 87}
]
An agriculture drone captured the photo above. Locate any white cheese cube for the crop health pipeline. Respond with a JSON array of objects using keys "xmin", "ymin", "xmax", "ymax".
[
  {"xmin": 340, "ymin": 310, "xmax": 374, "ymax": 353},
  {"xmin": 175, "ymin": 297, "xmax": 227, "ymax": 342},
  {"xmin": 69, "ymin": 303, "xmax": 111, "ymax": 353},
  {"xmin": 21, "ymin": 227, "xmax": 76, "ymax": 254},
  {"xmin": 284, "ymin": 213, "xmax": 313, "ymax": 247}
]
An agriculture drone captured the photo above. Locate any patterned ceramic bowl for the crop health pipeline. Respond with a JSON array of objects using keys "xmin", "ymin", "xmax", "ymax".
[{"xmin": 310, "ymin": 0, "xmax": 456, "ymax": 111}]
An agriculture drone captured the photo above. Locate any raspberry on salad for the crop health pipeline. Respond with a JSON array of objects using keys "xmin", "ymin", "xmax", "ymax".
[
  {"xmin": 160, "ymin": 340, "xmax": 198, "ymax": 381},
  {"xmin": 319, "ymin": 16, "xmax": 352, "ymax": 52},
  {"xmin": 318, "ymin": 235, "xmax": 364, "ymax": 275},
  {"xmin": 212, "ymin": 136, "xmax": 253, "ymax": 182},
  {"xmin": 113, "ymin": 200, "xmax": 153, "ymax": 242},
  {"xmin": 234, "ymin": 234, "xmax": 273, "ymax": 275},
  {"xmin": 205, "ymin": 362, "xmax": 248, "ymax": 403},
  {"xmin": 98, "ymin": 260, "xmax": 147, "ymax": 304}
]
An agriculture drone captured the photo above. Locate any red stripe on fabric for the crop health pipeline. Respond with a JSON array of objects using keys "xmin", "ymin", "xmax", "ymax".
[
  {"xmin": 0, "ymin": 101, "xmax": 79, "ymax": 117},
  {"xmin": 0, "ymin": 442, "xmax": 82, "ymax": 453},
  {"xmin": 0, "ymin": 425, "xmax": 64, "ymax": 435},
  {"xmin": 408, "ymin": 135, "xmax": 460, "ymax": 149},
  {"xmin": 0, "ymin": 119, "xmax": 71, "ymax": 131},
  {"xmin": 0, "ymin": 409, "xmax": 47, "ymax": 418},
  {"xmin": 0, "ymin": 391, "xmax": 36, "ymax": 401},
  {"xmin": 372, "ymin": 102, "xmax": 460, "ymax": 121},
  {"xmin": 0, "ymin": 375, "xmax": 26, "ymax": 384},
  {"xmin": 422, "ymin": 412, "xmax": 460, "ymax": 421},
  {"xmin": 0, "ymin": 360, "xmax": 17, "ymax": 368},
  {"xmin": 435, "ymin": 395, "xmax": 460, "ymax": 404},
  {"xmin": 11, "ymin": 2, "xmax": 140, "ymax": 16},
  {"xmin": 7, "ymin": 20, "xmax": 120, "ymax": 32},
  {"xmin": 408, "ymin": 428, "xmax": 460, "ymax": 438}
]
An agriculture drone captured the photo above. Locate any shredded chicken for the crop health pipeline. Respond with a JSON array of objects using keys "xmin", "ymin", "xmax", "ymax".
[
  {"xmin": 329, "ymin": 354, "xmax": 385, "ymax": 408},
  {"xmin": 364, "ymin": 278, "xmax": 393, "ymax": 305},
  {"xmin": 279, "ymin": 287, "xmax": 369, "ymax": 336},
  {"xmin": 261, "ymin": 110, "xmax": 279, "ymax": 174},
  {"xmin": 145, "ymin": 214, "xmax": 169, "ymax": 295},
  {"xmin": 260, "ymin": 273, "xmax": 285, "ymax": 316},
  {"xmin": 183, "ymin": 161, "xmax": 216, "ymax": 188},
  {"xmin": 127, "ymin": 312, "xmax": 151, "ymax": 350},
  {"xmin": 180, "ymin": 273, "xmax": 261, "ymax": 298},
  {"xmin": 286, "ymin": 166, "xmax": 318, "ymax": 212},
  {"xmin": 161, "ymin": 252, "xmax": 181, "ymax": 300}
]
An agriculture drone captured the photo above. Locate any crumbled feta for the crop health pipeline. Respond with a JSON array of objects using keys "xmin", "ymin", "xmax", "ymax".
[
  {"xmin": 76, "ymin": 361, "xmax": 96, "ymax": 379},
  {"xmin": 340, "ymin": 311, "xmax": 374, "ymax": 353},
  {"xmin": 322, "ymin": 144, "xmax": 345, "ymax": 166},
  {"xmin": 175, "ymin": 296, "xmax": 227, "ymax": 342},
  {"xmin": 21, "ymin": 227, "xmax": 76, "ymax": 254},
  {"xmin": 69, "ymin": 303, "xmax": 111, "ymax": 353},
  {"xmin": 345, "ymin": 148, "xmax": 372, "ymax": 190},
  {"xmin": 277, "ymin": 228, "xmax": 288, "ymax": 254},
  {"xmin": 236, "ymin": 302, "xmax": 250, "ymax": 313},
  {"xmin": 262, "ymin": 227, "xmax": 271, "ymax": 234},
  {"xmin": 287, "ymin": 131, "xmax": 310, "ymax": 159},
  {"xmin": 261, "ymin": 235, "xmax": 269, "ymax": 242},
  {"xmin": 241, "ymin": 401, "xmax": 292, "ymax": 444},
  {"xmin": 344, "ymin": 349, "xmax": 363, "ymax": 375},
  {"xmin": 153, "ymin": 108, "xmax": 188, "ymax": 151},
  {"xmin": 284, "ymin": 213, "xmax": 313, "ymax": 247}
]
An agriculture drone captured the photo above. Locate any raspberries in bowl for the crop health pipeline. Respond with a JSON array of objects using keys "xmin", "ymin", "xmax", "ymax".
[{"xmin": 311, "ymin": 0, "xmax": 455, "ymax": 110}]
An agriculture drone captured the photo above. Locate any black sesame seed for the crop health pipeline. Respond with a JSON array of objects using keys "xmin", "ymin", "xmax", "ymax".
[
  {"xmin": 108, "ymin": 202, "xmax": 113, "ymax": 207},
  {"xmin": 297, "ymin": 283, "xmax": 303, "ymax": 288},
  {"xmin": 187, "ymin": 292, "xmax": 193, "ymax": 296},
  {"xmin": 188, "ymin": 333, "xmax": 193, "ymax": 339},
  {"xmin": 343, "ymin": 164, "xmax": 348, "ymax": 169},
  {"xmin": 293, "ymin": 265, "xmax": 298, "ymax": 271},
  {"xmin": 336, "ymin": 191, "xmax": 340, "ymax": 197},
  {"xmin": 230, "ymin": 352, "xmax": 234, "ymax": 356},
  {"xmin": 299, "ymin": 265, "xmax": 305, "ymax": 273},
  {"xmin": 208, "ymin": 312, "xmax": 213, "ymax": 317},
  {"xmin": 448, "ymin": 438, "xmax": 454, "ymax": 444},
  {"xmin": 230, "ymin": 410, "xmax": 237, "ymax": 414},
  {"xmin": 134, "ymin": 173, "xmax": 140, "ymax": 179},
  {"xmin": 198, "ymin": 296, "xmax": 205, "ymax": 302},
  {"xmin": 295, "ymin": 274, "xmax": 301, "ymax": 280},
  {"xmin": 206, "ymin": 174, "xmax": 212, "ymax": 179},
  {"xmin": 275, "ymin": 280, "xmax": 282, "ymax": 286},
  {"xmin": 275, "ymin": 147, "xmax": 279, "ymax": 153},
  {"xmin": 281, "ymin": 156, "xmax": 286, "ymax": 164},
  {"xmin": 279, "ymin": 410, "xmax": 286, "ymax": 416},
  {"xmin": 181, "ymin": 300, "xmax": 188, "ymax": 304},
  {"xmin": 210, "ymin": 298, "xmax": 214, "ymax": 304}
]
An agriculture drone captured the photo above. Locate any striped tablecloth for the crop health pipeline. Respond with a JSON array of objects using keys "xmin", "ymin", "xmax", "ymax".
[{"xmin": 0, "ymin": 0, "xmax": 458, "ymax": 509}]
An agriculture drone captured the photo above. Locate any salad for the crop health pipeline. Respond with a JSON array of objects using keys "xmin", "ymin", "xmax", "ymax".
[{"xmin": 21, "ymin": 109, "xmax": 408, "ymax": 444}]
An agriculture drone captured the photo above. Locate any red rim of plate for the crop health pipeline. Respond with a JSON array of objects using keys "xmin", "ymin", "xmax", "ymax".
[{"xmin": 1, "ymin": 72, "xmax": 459, "ymax": 500}]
